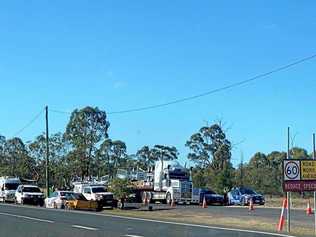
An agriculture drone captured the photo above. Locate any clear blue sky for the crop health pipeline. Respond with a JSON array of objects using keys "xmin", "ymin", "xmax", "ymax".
[{"xmin": 1, "ymin": 1, "xmax": 316, "ymax": 166}]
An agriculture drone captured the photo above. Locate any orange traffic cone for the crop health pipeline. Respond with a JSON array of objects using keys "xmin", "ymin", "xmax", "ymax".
[
  {"xmin": 277, "ymin": 198, "xmax": 287, "ymax": 232},
  {"xmin": 249, "ymin": 198, "xmax": 254, "ymax": 211},
  {"xmin": 202, "ymin": 196, "xmax": 208, "ymax": 208},
  {"xmin": 306, "ymin": 200, "xmax": 313, "ymax": 215},
  {"xmin": 143, "ymin": 194, "xmax": 149, "ymax": 206},
  {"xmin": 171, "ymin": 198, "xmax": 176, "ymax": 208}
]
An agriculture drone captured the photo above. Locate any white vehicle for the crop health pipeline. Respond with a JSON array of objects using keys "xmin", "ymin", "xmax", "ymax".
[
  {"xmin": 15, "ymin": 185, "xmax": 44, "ymax": 206},
  {"xmin": 122, "ymin": 160, "xmax": 193, "ymax": 204},
  {"xmin": 74, "ymin": 183, "xmax": 114, "ymax": 208},
  {"xmin": 0, "ymin": 177, "xmax": 21, "ymax": 202},
  {"xmin": 45, "ymin": 191, "xmax": 75, "ymax": 209}
]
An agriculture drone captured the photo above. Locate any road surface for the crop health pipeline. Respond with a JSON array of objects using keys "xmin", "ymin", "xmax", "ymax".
[{"xmin": 0, "ymin": 204, "xmax": 295, "ymax": 237}]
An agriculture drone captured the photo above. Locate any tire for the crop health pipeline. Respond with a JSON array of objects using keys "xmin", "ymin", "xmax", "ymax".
[
  {"xmin": 166, "ymin": 193, "xmax": 172, "ymax": 205},
  {"xmin": 241, "ymin": 198, "xmax": 246, "ymax": 206}
]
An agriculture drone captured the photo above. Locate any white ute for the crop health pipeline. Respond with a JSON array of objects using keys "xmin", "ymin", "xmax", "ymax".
[{"xmin": 15, "ymin": 185, "xmax": 45, "ymax": 206}]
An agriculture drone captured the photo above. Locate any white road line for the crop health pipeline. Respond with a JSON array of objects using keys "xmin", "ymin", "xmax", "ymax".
[
  {"xmin": 124, "ymin": 235, "xmax": 144, "ymax": 237},
  {"xmin": 72, "ymin": 225, "xmax": 98, "ymax": 231},
  {"xmin": 0, "ymin": 212, "xmax": 54, "ymax": 223}
]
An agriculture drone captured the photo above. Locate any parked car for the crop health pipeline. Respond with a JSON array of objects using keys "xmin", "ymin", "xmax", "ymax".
[
  {"xmin": 64, "ymin": 193, "xmax": 102, "ymax": 211},
  {"xmin": 45, "ymin": 191, "xmax": 75, "ymax": 209},
  {"xmin": 15, "ymin": 185, "xmax": 44, "ymax": 206},
  {"xmin": 81, "ymin": 185, "xmax": 115, "ymax": 208},
  {"xmin": 191, "ymin": 188, "xmax": 224, "ymax": 205},
  {"xmin": 227, "ymin": 187, "xmax": 265, "ymax": 206}
]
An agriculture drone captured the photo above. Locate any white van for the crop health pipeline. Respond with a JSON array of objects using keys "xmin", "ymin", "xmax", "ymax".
[{"xmin": 0, "ymin": 177, "xmax": 21, "ymax": 202}]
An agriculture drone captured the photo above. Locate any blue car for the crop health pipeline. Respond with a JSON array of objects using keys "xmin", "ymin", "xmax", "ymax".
[{"xmin": 227, "ymin": 187, "xmax": 265, "ymax": 206}]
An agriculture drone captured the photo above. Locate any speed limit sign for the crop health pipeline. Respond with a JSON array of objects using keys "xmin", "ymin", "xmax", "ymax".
[{"xmin": 284, "ymin": 160, "xmax": 300, "ymax": 181}]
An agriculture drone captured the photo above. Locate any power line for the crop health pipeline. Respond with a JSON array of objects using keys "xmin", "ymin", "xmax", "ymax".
[
  {"xmin": 12, "ymin": 108, "xmax": 45, "ymax": 137},
  {"xmin": 50, "ymin": 53, "xmax": 316, "ymax": 115}
]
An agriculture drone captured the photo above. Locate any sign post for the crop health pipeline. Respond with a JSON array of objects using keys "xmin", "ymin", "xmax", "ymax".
[
  {"xmin": 286, "ymin": 127, "xmax": 291, "ymax": 233},
  {"xmin": 313, "ymin": 133, "xmax": 316, "ymax": 236}
]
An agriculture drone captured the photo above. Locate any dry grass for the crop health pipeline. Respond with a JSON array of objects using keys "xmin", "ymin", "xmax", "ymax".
[
  {"xmin": 265, "ymin": 197, "xmax": 314, "ymax": 209},
  {"xmin": 102, "ymin": 208, "xmax": 313, "ymax": 237}
]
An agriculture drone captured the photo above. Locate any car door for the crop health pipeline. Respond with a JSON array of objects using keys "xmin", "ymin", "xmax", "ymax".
[
  {"xmin": 83, "ymin": 187, "xmax": 92, "ymax": 200},
  {"xmin": 47, "ymin": 192, "xmax": 57, "ymax": 207},
  {"xmin": 16, "ymin": 186, "xmax": 22, "ymax": 203}
]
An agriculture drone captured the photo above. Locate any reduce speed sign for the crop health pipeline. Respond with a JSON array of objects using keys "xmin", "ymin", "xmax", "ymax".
[{"xmin": 284, "ymin": 160, "xmax": 300, "ymax": 181}]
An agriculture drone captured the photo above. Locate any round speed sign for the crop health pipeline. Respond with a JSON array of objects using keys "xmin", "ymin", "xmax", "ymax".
[{"xmin": 285, "ymin": 161, "xmax": 300, "ymax": 180}]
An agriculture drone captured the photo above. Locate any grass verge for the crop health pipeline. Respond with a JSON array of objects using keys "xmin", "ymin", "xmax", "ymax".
[{"xmin": 102, "ymin": 208, "xmax": 313, "ymax": 237}]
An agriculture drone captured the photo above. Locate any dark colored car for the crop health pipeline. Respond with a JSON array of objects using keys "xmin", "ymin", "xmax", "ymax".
[
  {"xmin": 227, "ymin": 187, "xmax": 265, "ymax": 206},
  {"xmin": 200, "ymin": 189, "xmax": 225, "ymax": 205}
]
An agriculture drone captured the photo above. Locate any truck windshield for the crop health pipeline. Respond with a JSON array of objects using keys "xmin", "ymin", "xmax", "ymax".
[
  {"xmin": 5, "ymin": 183, "xmax": 19, "ymax": 190},
  {"xmin": 23, "ymin": 187, "xmax": 41, "ymax": 193},
  {"xmin": 169, "ymin": 171, "xmax": 189, "ymax": 181},
  {"xmin": 92, "ymin": 187, "xmax": 106, "ymax": 193}
]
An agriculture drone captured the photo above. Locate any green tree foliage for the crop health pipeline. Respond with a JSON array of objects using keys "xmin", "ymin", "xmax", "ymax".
[
  {"xmin": 136, "ymin": 146, "xmax": 155, "ymax": 170},
  {"xmin": 97, "ymin": 139, "xmax": 127, "ymax": 178},
  {"xmin": 187, "ymin": 123, "xmax": 234, "ymax": 193},
  {"xmin": 290, "ymin": 147, "xmax": 310, "ymax": 159},
  {"xmin": 64, "ymin": 106, "xmax": 110, "ymax": 178},
  {"xmin": 235, "ymin": 151, "xmax": 287, "ymax": 195},
  {"xmin": 0, "ymin": 137, "xmax": 35, "ymax": 179},
  {"xmin": 150, "ymin": 145, "xmax": 178, "ymax": 161},
  {"xmin": 28, "ymin": 133, "xmax": 70, "ymax": 187},
  {"xmin": 109, "ymin": 178, "xmax": 133, "ymax": 209}
]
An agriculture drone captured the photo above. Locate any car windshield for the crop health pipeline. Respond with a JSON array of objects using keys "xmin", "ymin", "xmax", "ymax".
[
  {"xmin": 23, "ymin": 187, "xmax": 41, "ymax": 193},
  {"xmin": 91, "ymin": 187, "xmax": 106, "ymax": 193},
  {"xmin": 70, "ymin": 193, "xmax": 87, "ymax": 201},
  {"xmin": 60, "ymin": 192, "xmax": 74, "ymax": 197},
  {"xmin": 5, "ymin": 183, "xmax": 19, "ymax": 190},
  {"xmin": 240, "ymin": 188, "xmax": 257, "ymax": 195}
]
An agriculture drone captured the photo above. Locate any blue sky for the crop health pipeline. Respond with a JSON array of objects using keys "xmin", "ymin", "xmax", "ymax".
[{"xmin": 1, "ymin": 1, "xmax": 316, "ymax": 166}]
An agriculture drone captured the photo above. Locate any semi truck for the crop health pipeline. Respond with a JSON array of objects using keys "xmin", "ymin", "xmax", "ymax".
[{"xmin": 119, "ymin": 160, "xmax": 193, "ymax": 204}]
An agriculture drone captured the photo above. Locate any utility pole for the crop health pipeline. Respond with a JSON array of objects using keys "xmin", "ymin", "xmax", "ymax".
[
  {"xmin": 240, "ymin": 151, "xmax": 244, "ymax": 187},
  {"xmin": 45, "ymin": 106, "xmax": 50, "ymax": 198},
  {"xmin": 287, "ymin": 127, "xmax": 291, "ymax": 232},
  {"xmin": 313, "ymin": 133, "xmax": 316, "ymax": 235}
]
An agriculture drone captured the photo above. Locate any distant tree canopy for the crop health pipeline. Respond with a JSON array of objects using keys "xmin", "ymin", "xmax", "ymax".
[
  {"xmin": 0, "ymin": 107, "xmax": 312, "ymax": 196},
  {"xmin": 0, "ymin": 106, "xmax": 179, "ymax": 189},
  {"xmin": 186, "ymin": 123, "xmax": 234, "ymax": 193}
]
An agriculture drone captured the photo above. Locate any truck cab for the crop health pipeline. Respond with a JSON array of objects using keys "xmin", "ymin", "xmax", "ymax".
[{"xmin": 152, "ymin": 160, "xmax": 192, "ymax": 204}]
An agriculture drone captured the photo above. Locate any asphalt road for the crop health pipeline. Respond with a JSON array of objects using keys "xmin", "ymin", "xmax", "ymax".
[{"xmin": 0, "ymin": 204, "xmax": 295, "ymax": 237}]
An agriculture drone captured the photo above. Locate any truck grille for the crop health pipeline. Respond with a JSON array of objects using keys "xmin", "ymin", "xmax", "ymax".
[{"xmin": 180, "ymin": 182, "xmax": 192, "ymax": 199}]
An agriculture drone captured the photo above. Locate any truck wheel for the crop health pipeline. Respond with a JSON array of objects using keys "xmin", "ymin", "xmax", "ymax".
[{"xmin": 166, "ymin": 193, "xmax": 172, "ymax": 205}]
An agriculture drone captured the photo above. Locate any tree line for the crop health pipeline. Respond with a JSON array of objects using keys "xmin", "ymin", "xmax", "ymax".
[{"xmin": 0, "ymin": 106, "xmax": 311, "ymax": 195}]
